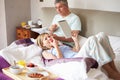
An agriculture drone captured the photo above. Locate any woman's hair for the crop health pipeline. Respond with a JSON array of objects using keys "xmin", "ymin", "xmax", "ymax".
[
  {"xmin": 54, "ymin": 0, "xmax": 68, "ymax": 7},
  {"xmin": 36, "ymin": 33, "xmax": 49, "ymax": 50}
]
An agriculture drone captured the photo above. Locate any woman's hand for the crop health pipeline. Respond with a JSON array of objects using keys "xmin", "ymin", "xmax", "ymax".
[
  {"xmin": 71, "ymin": 30, "xmax": 80, "ymax": 52},
  {"xmin": 49, "ymin": 37, "xmax": 59, "ymax": 48},
  {"xmin": 71, "ymin": 30, "xmax": 79, "ymax": 42},
  {"xmin": 49, "ymin": 36, "xmax": 63, "ymax": 58}
]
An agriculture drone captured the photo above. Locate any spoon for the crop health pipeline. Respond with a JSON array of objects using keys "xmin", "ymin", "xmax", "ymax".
[{"xmin": 14, "ymin": 60, "xmax": 16, "ymax": 66}]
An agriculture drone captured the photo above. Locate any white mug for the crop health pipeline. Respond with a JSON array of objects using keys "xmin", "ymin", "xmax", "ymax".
[{"xmin": 28, "ymin": 20, "xmax": 33, "ymax": 26}]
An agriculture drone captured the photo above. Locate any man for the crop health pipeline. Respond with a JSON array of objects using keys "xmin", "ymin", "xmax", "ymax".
[{"xmin": 49, "ymin": 0, "xmax": 81, "ymax": 47}]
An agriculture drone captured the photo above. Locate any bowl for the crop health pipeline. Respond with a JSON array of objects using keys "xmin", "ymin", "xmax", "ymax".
[
  {"xmin": 27, "ymin": 66, "xmax": 39, "ymax": 73},
  {"xmin": 26, "ymin": 63, "xmax": 39, "ymax": 73},
  {"xmin": 9, "ymin": 65, "xmax": 23, "ymax": 74}
]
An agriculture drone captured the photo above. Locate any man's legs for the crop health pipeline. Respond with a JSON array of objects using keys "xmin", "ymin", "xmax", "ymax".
[
  {"xmin": 95, "ymin": 32, "xmax": 119, "ymax": 72},
  {"xmin": 95, "ymin": 32, "xmax": 115, "ymax": 59},
  {"xmin": 102, "ymin": 62, "xmax": 120, "ymax": 80},
  {"xmin": 75, "ymin": 35, "xmax": 112, "ymax": 66},
  {"xmin": 95, "ymin": 32, "xmax": 120, "ymax": 79},
  {"xmin": 74, "ymin": 33, "xmax": 120, "ymax": 79}
]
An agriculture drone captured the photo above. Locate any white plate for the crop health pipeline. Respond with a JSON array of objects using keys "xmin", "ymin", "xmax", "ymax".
[{"xmin": 26, "ymin": 71, "xmax": 49, "ymax": 80}]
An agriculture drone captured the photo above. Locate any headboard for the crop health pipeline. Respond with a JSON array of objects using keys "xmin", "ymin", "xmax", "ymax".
[{"xmin": 71, "ymin": 9, "xmax": 120, "ymax": 37}]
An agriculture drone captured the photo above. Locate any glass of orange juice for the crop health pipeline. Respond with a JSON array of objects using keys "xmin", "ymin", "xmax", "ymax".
[{"xmin": 17, "ymin": 60, "xmax": 26, "ymax": 67}]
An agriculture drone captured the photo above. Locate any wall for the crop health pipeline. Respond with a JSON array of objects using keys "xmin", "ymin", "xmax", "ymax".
[
  {"xmin": 0, "ymin": 0, "xmax": 7, "ymax": 49},
  {"xmin": 0, "ymin": 0, "xmax": 31, "ymax": 50},
  {"xmin": 31, "ymin": 0, "xmax": 120, "ymax": 37},
  {"xmin": 5, "ymin": 0, "xmax": 31, "ymax": 45}
]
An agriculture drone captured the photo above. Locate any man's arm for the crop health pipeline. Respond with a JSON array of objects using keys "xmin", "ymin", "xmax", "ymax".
[{"xmin": 49, "ymin": 24, "xmax": 58, "ymax": 32}]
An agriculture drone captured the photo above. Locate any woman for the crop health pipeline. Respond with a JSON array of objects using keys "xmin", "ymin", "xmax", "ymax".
[
  {"xmin": 36, "ymin": 31, "xmax": 79, "ymax": 59},
  {"xmin": 36, "ymin": 32, "xmax": 120, "ymax": 80}
]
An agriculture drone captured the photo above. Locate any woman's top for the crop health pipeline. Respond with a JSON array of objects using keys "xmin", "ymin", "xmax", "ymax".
[{"xmin": 47, "ymin": 45, "xmax": 77, "ymax": 58}]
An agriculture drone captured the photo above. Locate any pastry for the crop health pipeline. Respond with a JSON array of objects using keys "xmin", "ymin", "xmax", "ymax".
[{"xmin": 28, "ymin": 73, "xmax": 44, "ymax": 78}]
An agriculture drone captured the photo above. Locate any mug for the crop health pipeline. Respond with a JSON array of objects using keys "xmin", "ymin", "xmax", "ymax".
[{"xmin": 28, "ymin": 20, "xmax": 33, "ymax": 26}]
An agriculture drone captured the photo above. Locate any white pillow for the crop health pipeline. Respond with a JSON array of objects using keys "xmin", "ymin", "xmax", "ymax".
[
  {"xmin": 78, "ymin": 35, "xmax": 87, "ymax": 47},
  {"xmin": 31, "ymin": 27, "xmax": 49, "ymax": 34},
  {"xmin": 108, "ymin": 36, "xmax": 120, "ymax": 55}
]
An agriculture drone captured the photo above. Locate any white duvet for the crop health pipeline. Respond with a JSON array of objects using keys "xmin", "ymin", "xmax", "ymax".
[{"xmin": 0, "ymin": 43, "xmax": 42, "ymax": 65}]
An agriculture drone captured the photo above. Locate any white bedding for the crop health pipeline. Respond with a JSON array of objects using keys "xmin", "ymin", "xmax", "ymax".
[
  {"xmin": 109, "ymin": 36, "xmax": 120, "ymax": 55},
  {"xmin": 0, "ymin": 43, "xmax": 42, "ymax": 65},
  {"xmin": 47, "ymin": 61, "xmax": 88, "ymax": 80},
  {"xmin": 0, "ymin": 35, "xmax": 120, "ymax": 80}
]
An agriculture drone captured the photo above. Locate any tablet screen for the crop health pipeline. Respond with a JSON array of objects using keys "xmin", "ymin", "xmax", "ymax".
[{"xmin": 58, "ymin": 20, "xmax": 71, "ymax": 38}]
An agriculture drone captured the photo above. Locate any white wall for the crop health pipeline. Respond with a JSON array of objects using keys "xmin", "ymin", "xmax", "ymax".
[
  {"xmin": 5, "ymin": 0, "xmax": 31, "ymax": 45},
  {"xmin": 0, "ymin": 0, "xmax": 31, "ymax": 50},
  {"xmin": 31, "ymin": 0, "xmax": 57, "ymax": 27},
  {"xmin": 0, "ymin": 0, "xmax": 7, "ymax": 49}
]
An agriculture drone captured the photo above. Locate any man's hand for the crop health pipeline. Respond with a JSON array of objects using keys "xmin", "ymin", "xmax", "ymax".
[{"xmin": 49, "ymin": 24, "xmax": 58, "ymax": 32}]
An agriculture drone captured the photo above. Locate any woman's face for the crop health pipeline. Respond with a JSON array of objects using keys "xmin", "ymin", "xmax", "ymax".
[
  {"xmin": 55, "ymin": 2, "xmax": 70, "ymax": 17},
  {"xmin": 42, "ymin": 34, "xmax": 53, "ymax": 48}
]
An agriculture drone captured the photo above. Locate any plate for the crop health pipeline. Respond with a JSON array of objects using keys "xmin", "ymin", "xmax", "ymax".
[{"xmin": 26, "ymin": 71, "xmax": 49, "ymax": 80}]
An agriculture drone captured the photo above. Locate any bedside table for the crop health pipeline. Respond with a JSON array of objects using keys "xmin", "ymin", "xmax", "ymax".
[{"xmin": 16, "ymin": 27, "xmax": 39, "ymax": 39}]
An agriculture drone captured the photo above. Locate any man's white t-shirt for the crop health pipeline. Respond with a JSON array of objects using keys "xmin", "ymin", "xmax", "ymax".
[{"xmin": 51, "ymin": 13, "xmax": 81, "ymax": 37}]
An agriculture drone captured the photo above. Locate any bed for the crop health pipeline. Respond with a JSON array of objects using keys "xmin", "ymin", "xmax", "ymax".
[{"xmin": 0, "ymin": 34, "xmax": 120, "ymax": 80}]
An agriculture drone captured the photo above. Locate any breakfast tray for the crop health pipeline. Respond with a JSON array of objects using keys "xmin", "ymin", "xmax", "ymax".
[{"xmin": 2, "ymin": 67, "xmax": 58, "ymax": 80}]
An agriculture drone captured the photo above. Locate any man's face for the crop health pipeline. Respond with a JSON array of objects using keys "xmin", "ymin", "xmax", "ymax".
[{"xmin": 55, "ymin": 2, "xmax": 69, "ymax": 16}]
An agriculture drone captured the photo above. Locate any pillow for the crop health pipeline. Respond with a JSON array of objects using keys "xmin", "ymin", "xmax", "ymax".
[
  {"xmin": 78, "ymin": 35, "xmax": 87, "ymax": 47},
  {"xmin": 108, "ymin": 36, "xmax": 120, "ymax": 55},
  {"xmin": 14, "ymin": 38, "xmax": 34, "ymax": 46},
  {"xmin": 0, "ymin": 44, "xmax": 42, "ymax": 65},
  {"xmin": 8, "ymin": 38, "xmax": 35, "ymax": 49},
  {"xmin": 31, "ymin": 27, "xmax": 49, "ymax": 34}
]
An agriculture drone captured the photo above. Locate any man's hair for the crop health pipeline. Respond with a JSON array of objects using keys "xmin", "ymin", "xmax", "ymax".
[{"xmin": 54, "ymin": 0, "xmax": 68, "ymax": 6}]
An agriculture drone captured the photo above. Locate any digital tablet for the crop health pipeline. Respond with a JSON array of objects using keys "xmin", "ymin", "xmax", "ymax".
[{"xmin": 58, "ymin": 20, "xmax": 72, "ymax": 38}]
